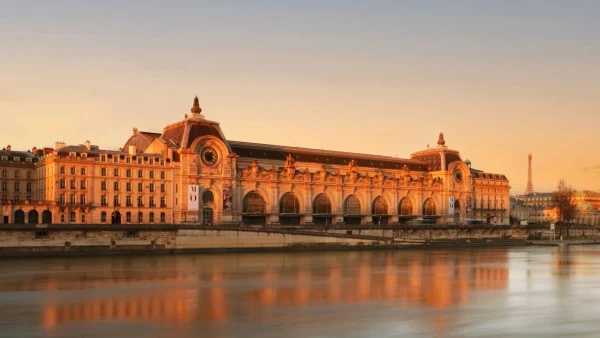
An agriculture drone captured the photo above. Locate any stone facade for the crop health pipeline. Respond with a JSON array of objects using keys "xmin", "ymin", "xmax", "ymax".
[{"xmin": 1, "ymin": 97, "xmax": 511, "ymax": 225}]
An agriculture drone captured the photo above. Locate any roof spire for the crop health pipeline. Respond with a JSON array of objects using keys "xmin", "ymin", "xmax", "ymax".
[
  {"xmin": 191, "ymin": 96, "xmax": 202, "ymax": 115},
  {"xmin": 437, "ymin": 132, "xmax": 446, "ymax": 146}
]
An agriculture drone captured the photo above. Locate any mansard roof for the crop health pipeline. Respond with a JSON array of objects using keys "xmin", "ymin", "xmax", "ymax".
[
  {"xmin": 228, "ymin": 140, "xmax": 428, "ymax": 171},
  {"xmin": 0, "ymin": 149, "xmax": 40, "ymax": 163}
]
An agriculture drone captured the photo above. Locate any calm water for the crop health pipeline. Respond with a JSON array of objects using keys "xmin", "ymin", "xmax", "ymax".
[{"xmin": 1, "ymin": 246, "xmax": 600, "ymax": 337}]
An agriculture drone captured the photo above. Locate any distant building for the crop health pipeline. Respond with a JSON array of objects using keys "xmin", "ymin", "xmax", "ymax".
[{"xmin": 1, "ymin": 97, "xmax": 511, "ymax": 225}]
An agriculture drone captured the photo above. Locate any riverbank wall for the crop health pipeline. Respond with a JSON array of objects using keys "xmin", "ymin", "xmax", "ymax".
[{"xmin": 0, "ymin": 224, "xmax": 595, "ymax": 257}]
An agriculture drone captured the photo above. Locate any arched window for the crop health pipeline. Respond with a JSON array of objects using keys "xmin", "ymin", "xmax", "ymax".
[
  {"xmin": 14, "ymin": 209, "xmax": 25, "ymax": 224},
  {"xmin": 344, "ymin": 195, "xmax": 361, "ymax": 215},
  {"xmin": 202, "ymin": 190, "xmax": 214, "ymax": 203},
  {"xmin": 423, "ymin": 198, "xmax": 437, "ymax": 216},
  {"xmin": 372, "ymin": 196, "xmax": 388, "ymax": 215},
  {"xmin": 243, "ymin": 192, "xmax": 266, "ymax": 214},
  {"xmin": 28, "ymin": 210, "xmax": 39, "ymax": 224},
  {"xmin": 101, "ymin": 211, "xmax": 107, "ymax": 223},
  {"xmin": 160, "ymin": 212, "xmax": 166, "ymax": 223},
  {"xmin": 399, "ymin": 198, "xmax": 413, "ymax": 215},
  {"xmin": 280, "ymin": 193, "xmax": 300, "ymax": 214},
  {"xmin": 313, "ymin": 194, "xmax": 332, "ymax": 214},
  {"xmin": 69, "ymin": 211, "xmax": 76, "ymax": 223}
]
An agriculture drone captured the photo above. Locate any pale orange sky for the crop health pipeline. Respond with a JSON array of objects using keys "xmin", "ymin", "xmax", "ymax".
[{"xmin": 1, "ymin": 1, "xmax": 600, "ymax": 193}]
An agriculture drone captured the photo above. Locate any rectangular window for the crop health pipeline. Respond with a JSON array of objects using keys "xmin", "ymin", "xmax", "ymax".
[
  {"xmin": 138, "ymin": 158, "xmax": 142, "ymax": 164},
  {"xmin": 160, "ymin": 184, "xmax": 165, "ymax": 193},
  {"xmin": 70, "ymin": 194, "xmax": 75, "ymax": 205},
  {"xmin": 70, "ymin": 167, "xmax": 75, "ymax": 174},
  {"xmin": 101, "ymin": 181, "xmax": 106, "ymax": 190},
  {"xmin": 149, "ymin": 196, "xmax": 155, "ymax": 207},
  {"xmin": 149, "ymin": 183, "xmax": 154, "ymax": 192},
  {"xmin": 60, "ymin": 166, "xmax": 65, "ymax": 174},
  {"xmin": 113, "ymin": 156, "xmax": 118, "ymax": 163},
  {"xmin": 69, "ymin": 212, "xmax": 76, "ymax": 223},
  {"xmin": 101, "ymin": 168, "xmax": 106, "ymax": 176},
  {"xmin": 113, "ymin": 196, "xmax": 119, "ymax": 207},
  {"xmin": 137, "ymin": 196, "xmax": 143, "ymax": 207},
  {"xmin": 126, "ymin": 169, "xmax": 131, "ymax": 178},
  {"xmin": 80, "ymin": 194, "xmax": 86, "ymax": 206},
  {"xmin": 160, "ymin": 212, "xmax": 165, "ymax": 222},
  {"xmin": 126, "ymin": 196, "xmax": 132, "ymax": 207},
  {"xmin": 27, "ymin": 171, "xmax": 32, "ymax": 179},
  {"xmin": 138, "ymin": 183, "xmax": 143, "ymax": 192},
  {"xmin": 150, "ymin": 159, "xmax": 153, "ymax": 165},
  {"xmin": 59, "ymin": 194, "xmax": 65, "ymax": 205},
  {"xmin": 160, "ymin": 171, "xmax": 165, "ymax": 179},
  {"xmin": 80, "ymin": 180, "xmax": 86, "ymax": 189},
  {"xmin": 113, "ymin": 182, "xmax": 119, "ymax": 191},
  {"xmin": 101, "ymin": 195, "xmax": 107, "ymax": 206},
  {"xmin": 26, "ymin": 182, "xmax": 32, "ymax": 192},
  {"xmin": 126, "ymin": 157, "xmax": 131, "ymax": 164},
  {"xmin": 27, "ymin": 196, "xmax": 32, "ymax": 203},
  {"xmin": 14, "ymin": 196, "xmax": 20, "ymax": 203},
  {"xmin": 138, "ymin": 170, "xmax": 143, "ymax": 178},
  {"xmin": 137, "ymin": 212, "xmax": 143, "ymax": 223},
  {"xmin": 126, "ymin": 212, "xmax": 132, "ymax": 223},
  {"xmin": 126, "ymin": 182, "xmax": 131, "ymax": 192},
  {"xmin": 81, "ymin": 168, "xmax": 86, "ymax": 175},
  {"xmin": 149, "ymin": 212, "xmax": 154, "ymax": 223},
  {"xmin": 14, "ymin": 182, "xmax": 19, "ymax": 191},
  {"xmin": 1, "ymin": 182, "xmax": 6, "ymax": 191},
  {"xmin": 70, "ymin": 180, "xmax": 76, "ymax": 189},
  {"xmin": 113, "ymin": 168, "xmax": 119, "ymax": 177},
  {"xmin": 150, "ymin": 171, "xmax": 154, "ymax": 179},
  {"xmin": 160, "ymin": 197, "xmax": 166, "ymax": 208},
  {"xmin": 59, "ymin": 179, "xmax": 65, "ymax": 189}
]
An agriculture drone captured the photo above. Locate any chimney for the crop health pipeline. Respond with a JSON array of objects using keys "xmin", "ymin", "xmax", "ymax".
[
  {"xmin": 6, "ymin": 145, "xmax": 11, "ymax": 152},
  {"xmin": 84, "ymin": 140, "xmax": 91, "ymax": 150},
  {"xmin": 129, "ymin": 145, "xmax": 137, "ymax": 156},
  {"xmin": 54, "ymin": 142, "xmax": 66, "ymax": 150},
  {"xmin": 32, "ymin": 146, "xmax": 38, "ymax": 155}
]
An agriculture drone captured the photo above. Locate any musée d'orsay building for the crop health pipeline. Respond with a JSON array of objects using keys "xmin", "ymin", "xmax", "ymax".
[{"xmin": 0, "ymin": 97, "xmax": 510, "ymax": 226}]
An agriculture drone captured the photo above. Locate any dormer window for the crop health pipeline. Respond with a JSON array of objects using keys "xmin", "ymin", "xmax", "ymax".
[
  {"xmin": 26, "ymin": 158, "xmax": 32, "ymax": 163},
  {"xmin": 69, "ymin": 152, "xmax": 76, "ymax": 157},
  {"xmin": 13, "ymin": 157, "xmax": 20, "ymax": 162},
  {"xmin": 1, "ymin": 156, "xmax": 7, "ymax": 161},
  {"xmin": 81, "ymin": 153, "xmax": 87, "ymax": 158}
]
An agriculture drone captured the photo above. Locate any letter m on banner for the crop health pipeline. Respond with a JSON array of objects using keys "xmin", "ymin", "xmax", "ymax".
[{"xmin": 188, "ymin": 185, "xmax": 199, "ymax": 211}]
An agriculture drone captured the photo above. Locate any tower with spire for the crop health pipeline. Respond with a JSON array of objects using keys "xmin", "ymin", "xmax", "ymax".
[{"xmin": 524, "ymin": 154, "xmax": 534, "ymax": 195}]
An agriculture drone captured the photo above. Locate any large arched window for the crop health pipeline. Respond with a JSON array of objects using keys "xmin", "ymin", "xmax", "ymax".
[
  {"xmin": 202, "ymin": 190, "xmax": 214, "ymax": 204},
  {"xmin": 344, "ymin": 195, "xmax": 361, "ymax": 215},
  {"xmin": 423, "ymin": 198, "xmax": 437, "ymax": 216},
  {"xmin": 243, "ymin": 192, "xmax": 266, "ymax": 214},
  {"xmin": 372, "ymin": 196, "xmax": 388, "ymax": 215},
  {"xmin": 399, "ymin": 198, "xmax": 413, "ymax": 215},
  {"xmin": 313, "ymin": 194, "xmax": 332, "ymax": 214},
  {"xmin": 280, "ymin": 193, "xmax": 300, "ymax": 214}
]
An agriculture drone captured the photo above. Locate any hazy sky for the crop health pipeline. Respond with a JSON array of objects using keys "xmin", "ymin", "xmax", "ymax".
[{"xmin": 2, "ymin": 0, "xmax": 600, "ymax": 193}]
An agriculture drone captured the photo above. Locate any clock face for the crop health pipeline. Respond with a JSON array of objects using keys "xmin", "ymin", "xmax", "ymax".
[
  {"xmin": 454, "ymin": 170, "xmax": 463, "ymax": 183},
  {"xmin": 201, "ymin": 147, "xmax": 218, "ymax": 166}
]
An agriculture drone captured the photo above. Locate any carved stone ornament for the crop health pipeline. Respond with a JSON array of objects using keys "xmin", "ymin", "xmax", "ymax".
[
  {"xmin": 377, "ymin": 170, "xmax": 385, "ymax": 185},
  {"xmin": 285, "ymin": 153, "xmax": 295, "ymax": 168},
  {"xmin": 347, "ymin": 159, "xmax": 357, "ymax": 172},
  {"xmin": 242, "ymin": 161, "xmax": 261, "ymax": 178},
  {"xmin": 346, "ymin": 171, "xmax": 358, "ymax": 184}
]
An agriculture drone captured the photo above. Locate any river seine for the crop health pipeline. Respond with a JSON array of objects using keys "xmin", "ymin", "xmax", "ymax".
[{"xmin": 1, "ymin": 246, "xmax": 599, "ymax": 337}]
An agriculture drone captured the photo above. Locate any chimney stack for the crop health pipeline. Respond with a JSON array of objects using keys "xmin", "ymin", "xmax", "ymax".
[
  {"xmin": 54, "ymin": 142, "xmax": 66, "ymax": 150},
  {"xmin": 84, "ymin": 140, "xmax": 91, "ymax": 150},
  {"xmin": 6, "ymin": 145, "xmax": 11, "ymax": 153}
]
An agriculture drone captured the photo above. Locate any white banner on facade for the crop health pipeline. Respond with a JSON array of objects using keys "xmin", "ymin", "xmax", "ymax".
[
  {"xmin": 188, "ymin": 185, "xmax": 199, "ymax": 211},
  {"xmin": 449, "ymin": 196, "xmax": 455, "ymax": 215}
]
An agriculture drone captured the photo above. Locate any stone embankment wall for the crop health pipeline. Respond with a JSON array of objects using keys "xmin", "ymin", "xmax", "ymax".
[{"xmin": 1, "ymin": 225, "xmax": 597, "ymax": 256}]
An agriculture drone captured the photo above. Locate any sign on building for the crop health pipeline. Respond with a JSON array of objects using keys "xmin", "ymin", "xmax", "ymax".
[
  {"xmin": 449, "ymin": 196, "xmax": 455, "ymax": 215},
  {"xmin": 466, "ymin": 196, "xmax": 472, "ymax": 215},
  {"xmin": 188, "ymin": 185, "xmax": 199, "ymax": 211}
]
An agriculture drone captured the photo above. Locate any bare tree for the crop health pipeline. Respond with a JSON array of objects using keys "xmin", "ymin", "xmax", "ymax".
[{"xmin": 552, "ymin": 179, "xmax": 575, "ymax": 238}]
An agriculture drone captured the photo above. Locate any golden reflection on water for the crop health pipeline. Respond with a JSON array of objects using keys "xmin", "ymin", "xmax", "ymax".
[{"xmin": 0, "ymin": 250, "xmax": 512, "ymax": 331}]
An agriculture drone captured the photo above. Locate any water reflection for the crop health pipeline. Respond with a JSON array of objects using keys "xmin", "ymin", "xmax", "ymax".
[
  {"xmin": 0, "ymin": 249, "xmax": 512, "ymax": 334},
  {"xmin": 4, "ymin": 247, "xmax": 600, "ymax": 337}
]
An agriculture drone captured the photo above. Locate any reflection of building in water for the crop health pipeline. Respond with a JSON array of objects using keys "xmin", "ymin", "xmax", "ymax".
[
  {"xmin": 37, "ymin": 251, "xmax": 509, "ymax": 330},
  {"xmin": 241, "ymin": 251, "xmax": 509, "ymax": 311}
]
